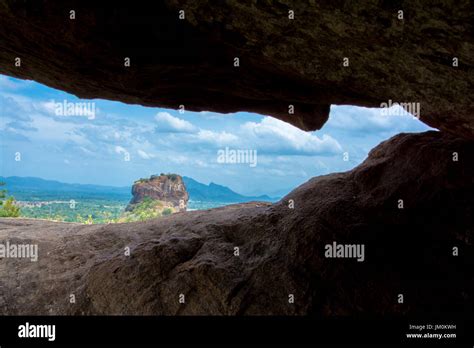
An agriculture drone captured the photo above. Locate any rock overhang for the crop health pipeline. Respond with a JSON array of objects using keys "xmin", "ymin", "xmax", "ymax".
[{"xmin": 0, "ymin": 0, "xmax": 472, "ymax": 138}]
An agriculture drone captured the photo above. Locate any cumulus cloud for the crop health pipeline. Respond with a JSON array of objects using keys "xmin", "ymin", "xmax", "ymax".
[
  {"xmin": 327, "ymin": 105, "xmax": 430, "ymax": 133},
  {"xmin": 149, "ymin": 114, "xmax": 341, "ymax": 156},
  {"xmin": 240, "ymin": 117, "xmax": 342, "ymax": 155},
  {"xmin": 155, "ymin": 112, "xmax": 197, "ymax": 133},
  {"xmin": 195, "ymin": 129, "xmax": 238, "ymax": 146}
]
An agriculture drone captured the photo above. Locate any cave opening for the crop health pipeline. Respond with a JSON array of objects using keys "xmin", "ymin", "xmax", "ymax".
[
  {"xmin": 0, "ymin": 74, "xmax": 432, "ymax": 224},
  {"xmin": 0, "ymin": 0, "xmax": 472, "ymax": 324}
]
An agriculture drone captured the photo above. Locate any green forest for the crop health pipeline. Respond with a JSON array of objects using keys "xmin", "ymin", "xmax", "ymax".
[{"xmin": 0, "ymin": 181, "xmax": 155, "ymax": 223}]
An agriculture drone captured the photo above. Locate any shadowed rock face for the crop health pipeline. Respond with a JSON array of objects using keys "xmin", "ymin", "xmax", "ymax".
[
  {"xmin": 0, "ymin": 1, "xmax": 473, "ymax": 137},
  {"xmin": 0, "ymin": 131, "xmax": 472, "ymax": 315}
]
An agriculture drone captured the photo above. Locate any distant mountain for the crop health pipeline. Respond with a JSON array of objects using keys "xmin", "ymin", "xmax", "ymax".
[
  {"xmin": 0, "ymin": 176, "xmax": 278, "ymax": 203},
  {"xmin": 249, "ymin": 187, "xmax": 293, "ymax": 199},
  {"xmin": 0, "ymin": 176, "xmax": 131, "ymax": 201},
  {"xmin": 183, "ymin": 176, "xmax": 276, "ymax": 202}
]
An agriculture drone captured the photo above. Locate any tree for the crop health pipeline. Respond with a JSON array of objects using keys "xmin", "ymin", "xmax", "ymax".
[
  {"xmin": 162, "ymin": 208, "xmax": 173, "ymax": 216},
  {"xmin": 0, "ymin": 182, "xmax": 20, "ymax": 217}
]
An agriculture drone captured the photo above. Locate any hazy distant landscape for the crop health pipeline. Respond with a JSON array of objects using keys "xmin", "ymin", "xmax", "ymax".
[{"xmin": 1, "ymin": 176, "xmax": 280, "ymax": 223}]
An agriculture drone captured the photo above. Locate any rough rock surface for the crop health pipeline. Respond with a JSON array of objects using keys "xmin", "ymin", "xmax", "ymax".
[
  {"xmin": 0, "ymin": 1, "xmax": 473, "ymax": 138},
  {"xmin": 127, "ymin": 174, "xmax": 189, "ymax": 212},
  {"xmin": 0, "ymin": 131, "xmax": 472, "ymax": 315}
]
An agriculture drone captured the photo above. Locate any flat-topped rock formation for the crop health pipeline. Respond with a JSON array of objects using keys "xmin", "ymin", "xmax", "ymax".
[{"xmin": 127, "ymin": 174, "xmax": 189, "ymax": 212}]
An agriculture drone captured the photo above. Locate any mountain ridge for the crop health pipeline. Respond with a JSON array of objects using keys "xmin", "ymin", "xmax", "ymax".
[
  {"xmin": 182, "ymin": 176, "xmax": 275, "ymax": 203},
  {"xmin": 0, "ymin": 176, "xmax": 278, "ymax": 203}
]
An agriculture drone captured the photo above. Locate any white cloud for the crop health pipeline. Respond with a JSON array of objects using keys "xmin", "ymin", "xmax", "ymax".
[
  {"xmin": 167, "ymin": 154, "xmax": 189, "ymax": 164},
  {"xmin": 327, "ymin": 105, "xmax": 428, "ymax": 133},
  {"xmin": 137, "ymin": 149, "xmax": 155, "ymax": 159},
  {"xmin": 195, "ymin": 129, "xmax": 238, "ymax": 145},
  {"xmin": 115, "ymin": 146, "xmax": 127, "ymax": 155},
  {"xmin": 40, "ymin": 100, "xmax": 57, "ymax": 115},
  {"xmin": 195, "ymin": 159, "xmax": 209, "ymax": 168},
  {"xmin": 78, "ymin": 146, "xmax": 96, "ymax": 156},
  {"xmin": 240, "ymin": 117, "xmax": 342, "ymax": 155},
  {"xmin": 155, "ymin": 112, "xmax": 197, "ymax": 133}
]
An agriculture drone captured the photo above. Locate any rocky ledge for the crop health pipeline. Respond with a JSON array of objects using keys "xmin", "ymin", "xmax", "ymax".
[
  {"xmin": 0, "ymin": 131, "xmax": 471, "ymax": 315},
  {"xmin": 0, "ymin": 1, "xmax": 473, "ymax": 138}
]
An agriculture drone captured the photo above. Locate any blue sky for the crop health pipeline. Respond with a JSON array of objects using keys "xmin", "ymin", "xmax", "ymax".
[{"xmin": 0, "ymin": 75, "xmax": 432, "ymax": 196}]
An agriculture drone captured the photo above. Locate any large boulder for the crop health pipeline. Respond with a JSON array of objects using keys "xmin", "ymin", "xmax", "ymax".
[{"xmin": 0, "ymin": 131, "xmax": 471, "ymax": 315}]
